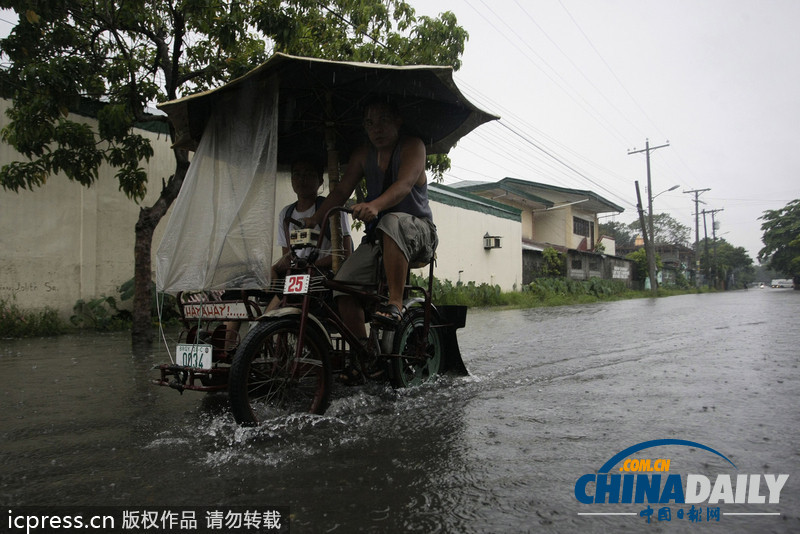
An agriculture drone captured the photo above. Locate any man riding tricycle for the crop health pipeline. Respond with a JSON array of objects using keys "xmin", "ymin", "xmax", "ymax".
[{"xmin": 152, "ymin": 54, "xmax": 497, "ymax": 425}]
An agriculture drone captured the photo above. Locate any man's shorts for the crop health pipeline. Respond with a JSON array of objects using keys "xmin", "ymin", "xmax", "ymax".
[{"xmin": 333, "ymin": 212, "xmax": 437, "ymax": 297}]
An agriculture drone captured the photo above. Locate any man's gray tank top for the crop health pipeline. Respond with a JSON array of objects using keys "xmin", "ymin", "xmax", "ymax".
[{"xmin": 363, "ymin": 138, "xmax": 433, "ymax": 221}]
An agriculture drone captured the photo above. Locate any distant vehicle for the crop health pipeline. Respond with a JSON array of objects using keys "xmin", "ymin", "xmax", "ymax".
[
  {"xmin": 759, "ymin": 282, "xmax": 765, "ymax": 288},
  {"xmin": 770, "ymin": 279, "xmax": 794, "ymax": 288}
]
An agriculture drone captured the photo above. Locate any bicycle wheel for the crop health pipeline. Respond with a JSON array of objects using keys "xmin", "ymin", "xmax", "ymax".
[
  {"xmin": 229, "ymin": 318, "xmax": 331, "ymax": 425},
  {"xmin": 391, "ymin": 308, "xmax": 443, "ymax": 388}
]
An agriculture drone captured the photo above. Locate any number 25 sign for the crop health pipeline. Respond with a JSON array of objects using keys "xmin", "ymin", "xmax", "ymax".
[{"xmin": 283, "ymin": 274, "xmax": 310, "ymax": 294}]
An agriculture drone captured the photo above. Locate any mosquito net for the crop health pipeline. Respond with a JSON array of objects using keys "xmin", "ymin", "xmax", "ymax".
[{"xmin": 156, "ymin": 79, "xmax": 278, "ymax": 294}]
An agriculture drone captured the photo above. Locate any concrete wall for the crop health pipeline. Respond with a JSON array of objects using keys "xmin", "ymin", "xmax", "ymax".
[
  {"xmin": 416, "ymin": 187, "xmax": 522, "ymax": 290},
  {"xmin": 523, "ymin": 249, "xmax": 633, "ymax": 287},
  {"xmin": 0, "ymin": 99, "xmax": 176, "ymax": 318}
]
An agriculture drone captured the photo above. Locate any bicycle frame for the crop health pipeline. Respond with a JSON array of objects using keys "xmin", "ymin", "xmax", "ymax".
[{"xmin": 281, "ymin": 206, "xmax": 438, "ymax": 368}]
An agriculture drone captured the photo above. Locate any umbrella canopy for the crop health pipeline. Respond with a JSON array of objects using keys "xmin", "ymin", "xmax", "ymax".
[{"xmin": 158, "ymin": 52, "xmax": 499, "ymax": 163}]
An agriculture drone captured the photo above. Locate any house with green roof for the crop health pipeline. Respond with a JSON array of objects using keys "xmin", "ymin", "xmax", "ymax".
[{"xmin": 451, "ymin": 178, "xmax": 633, "ymax": 285}]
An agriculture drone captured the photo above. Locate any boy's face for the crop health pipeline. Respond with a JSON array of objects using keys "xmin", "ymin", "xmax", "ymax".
[
  {"xmin": 291, "ymin": 161, "xmax": 322, "ymax": 197},
  {"xmin": 363, "ymin": 103, "xmax": 401, "ymax": 150}
]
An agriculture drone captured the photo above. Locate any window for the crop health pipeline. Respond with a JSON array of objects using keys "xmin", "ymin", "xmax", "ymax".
[
  {"xmin": 571, "ymin": 258, "xmax": 583, "ymax": 270},
  {"xmin": 573, "ymin": 216, "xmax": 592, "ymax": 237}
]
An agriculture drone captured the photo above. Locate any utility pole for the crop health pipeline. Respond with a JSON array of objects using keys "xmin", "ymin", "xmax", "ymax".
[
  {"xmin": 629, "ymin": 139, "xmax": 670, "ymax": 295},
  {"xmin": 701, "ymin": 210, "xmax": 710, "ymax": 288},
  {"xmin": 684, "ymin": 188, "xmax": 711, "ymax": 288},
  {"xmin": 709, "ymin": 208, "xmax": 724, "ymax": 289},
  {"xmin": 634, "ymin": 181, "xmax": 652, "ymax": 282}
]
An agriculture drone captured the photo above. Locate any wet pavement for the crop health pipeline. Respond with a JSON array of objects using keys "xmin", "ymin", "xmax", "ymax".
[{"xmin": 1, "ymin": 289, "xmax": 798, "ymax": 533}]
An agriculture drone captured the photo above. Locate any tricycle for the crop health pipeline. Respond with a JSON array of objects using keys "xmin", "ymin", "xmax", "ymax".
[{"xmin": 154, "ymin": 207, "xmax": 468, "ymax": 425}]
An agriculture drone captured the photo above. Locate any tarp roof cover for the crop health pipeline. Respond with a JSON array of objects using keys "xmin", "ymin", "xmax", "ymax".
[{"xmin": 155, "ymin": 78, "xmax": 278, "ymax": 294}]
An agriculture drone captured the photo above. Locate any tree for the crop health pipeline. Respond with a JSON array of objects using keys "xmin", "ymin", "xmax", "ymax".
[
  {"xmin": 598, "ymin": 220, "xmax": 635, "ymax": 249},
  {"xmin": 627, "ymin": 213, "xmax": 691, "ymax": 247},
  {"xmin": 698, "ymin": 238, "xmax": 754, "ymax": 289},
  {"xmin": 625, "ymin": 248, "xmax": 662, "ymax": 283},
  {"xmin": 0, "ymin": 0, "xmax": 468, "ymax": 344},
  {"xmin": 758, "ymin": 199, "xmax": 800, "ymax": 288}
]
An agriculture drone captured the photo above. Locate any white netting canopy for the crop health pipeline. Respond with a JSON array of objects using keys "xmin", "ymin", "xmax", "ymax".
[{"xmin": 155, "ymin": 78, "xmax": 278, "ymax": 294}]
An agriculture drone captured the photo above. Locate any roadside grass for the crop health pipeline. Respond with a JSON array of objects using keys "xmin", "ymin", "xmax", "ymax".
[
  {"xmin": 411, "ymin": 273, "xmax": 706, "ymax": 309},
  {"xmin": 0, "ymin": 297, "xmax": 67, "ymax": 338}
]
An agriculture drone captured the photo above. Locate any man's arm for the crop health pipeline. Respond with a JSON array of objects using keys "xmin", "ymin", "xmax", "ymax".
[
  {"xmin": 306, "ymin": 146, "xmax": 367, "ymax": 228},
  {"xmin": 352, "ymin": 137, "xmax": 426, "ymax": 222}
]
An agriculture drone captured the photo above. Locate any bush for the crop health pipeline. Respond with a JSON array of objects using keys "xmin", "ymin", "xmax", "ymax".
[
  {"xmin": 409, "ymin": 273, "xmax": 633, "ymax": 309},
  {"xmin": 527, "ymin": 277, "xmax": 629, "ymax": 301},
  {"xmin": 70, "ymin": 295, "xmax": 132, "ymax": 331},
  {"xmin": 0, "ymin": 297, "xmax": 66, "ymax": 338},
  {"xmin": 409, "ymin": 273, "xmax": 503, "ymax": 307},
  {"xmin": 69, "ymin": 278, "xmax": 181, "ymax": 332},
  {"xmin": 118, "ymin": 278, "xmax": 181, "ymax": 325},
  {"xmin": 540, "ymin": 247, "xmax": 566, "ymax": 277}
]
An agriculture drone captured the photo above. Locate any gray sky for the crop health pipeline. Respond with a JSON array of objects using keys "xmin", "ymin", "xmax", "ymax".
[{"xmin": 418, "ymin": 0, "xmax": 800, "ymax": 260}]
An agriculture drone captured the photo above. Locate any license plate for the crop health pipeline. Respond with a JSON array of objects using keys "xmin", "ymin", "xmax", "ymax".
[
  {"xmin": 175, "ymin": 343, "xmax": 213, "ymax": 369},
  {"xmin": 283, "ymin": 274, "xmax": 310, "ymax": 294}
]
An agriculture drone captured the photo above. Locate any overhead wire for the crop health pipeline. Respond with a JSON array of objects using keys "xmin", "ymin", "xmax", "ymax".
[{"xmin": 449, "ymin": 1, "xmax": 719, "ymax": 221}]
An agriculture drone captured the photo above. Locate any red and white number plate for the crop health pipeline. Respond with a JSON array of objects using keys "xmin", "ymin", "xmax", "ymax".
[{"xmin": 283, "ymin": 274, "xmax": 310, "ymax": 294}]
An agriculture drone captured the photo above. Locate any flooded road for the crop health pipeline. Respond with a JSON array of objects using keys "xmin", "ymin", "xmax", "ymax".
[{"xmin": 1, "ymin": 289, "xmax": 799, "ymax": 533}]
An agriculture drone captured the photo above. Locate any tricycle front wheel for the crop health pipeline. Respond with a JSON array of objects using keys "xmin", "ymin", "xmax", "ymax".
[{"xmin": 228, "ymin": 318, "xmax": 331, "ymax": 425}]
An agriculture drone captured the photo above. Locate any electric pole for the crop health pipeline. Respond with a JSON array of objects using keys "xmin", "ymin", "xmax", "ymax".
[
  {"xmin": 709, "ymin": 208, "xmax": 724, "ymax": 289},
  {"xmin": 684, "ymin": 188, "xmax": 710, "ymax": 288},
  {"xmin": 629, "ymin": 139, "xmax": 670, "ymax": 295}
]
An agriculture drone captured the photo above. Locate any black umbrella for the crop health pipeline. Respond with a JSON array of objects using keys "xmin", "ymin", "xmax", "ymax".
[{"xmin": 158, "ymin": 52, "xmax": 499, "ymax": 164}]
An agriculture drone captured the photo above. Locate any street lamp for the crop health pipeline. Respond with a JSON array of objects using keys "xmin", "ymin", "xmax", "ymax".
[
  {"xmin": 653, "ymin": 184, "xmax": 679, "ymax": 200},
  {"xmin": 646, "ymin": 184, "xmax": 679, "ymax": 293}
]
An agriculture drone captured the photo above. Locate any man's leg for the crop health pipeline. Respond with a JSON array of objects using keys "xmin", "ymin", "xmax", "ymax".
[
  {"xmin": 338, "ymin": 295, "xmax": 367, "ymax": 340},
  {"xmin": 380, "ymin": 234, "xmax": 408, "ymax": 314}
]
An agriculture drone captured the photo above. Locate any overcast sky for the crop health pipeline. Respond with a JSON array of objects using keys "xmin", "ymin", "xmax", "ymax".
[
  {"xmin": 416, "ymin": 0, "xmax": 799, "ymax": 260},
  {"xmin": 2, "ymin": 2, "xmax": 797, "ymax": 259}
]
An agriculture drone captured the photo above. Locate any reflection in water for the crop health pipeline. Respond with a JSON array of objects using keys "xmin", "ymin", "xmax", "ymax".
[{"xmin": 1, "ymin": 290, "xmax": 798, "ymax": 533}]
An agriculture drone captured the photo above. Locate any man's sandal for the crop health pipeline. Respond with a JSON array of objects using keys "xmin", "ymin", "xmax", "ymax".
[{"xmin": 372, "ymin": 303, "xmax": 404, "ymax": 328}]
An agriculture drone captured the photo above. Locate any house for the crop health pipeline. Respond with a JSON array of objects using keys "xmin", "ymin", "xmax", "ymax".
[{"xmin": 451, "ymin": 178, "xmax": 633, "ymax": 286}]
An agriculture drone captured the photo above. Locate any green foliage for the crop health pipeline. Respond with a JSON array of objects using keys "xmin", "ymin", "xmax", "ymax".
[
  {"xmin": 527, "ymin": 277, "xmax": 629, "ymax": 300},
  {"xmin": 627, "ymin": 213, "xmax": 691, "ymax": 247},
  {"xmin": 69, "ymin": 278, "xmax": 180, "ymax": 331},
  {"xmin": 254, "ymin": 1, "xmax": 468, "ymax": 70},
  {"xmin": 625, "ymin": 248, "xmax": 662, "ymax": 281},
  {"xmin": 698, "ymin": 237, "xmax": 755, "ymax": 288},
  {"xmin": 759, "ymin": 198, "xmax": 800, "ymax": 280},
  {"xmin": 410, "ymin": 273, "xmax": 504, "ymax": 307},
  {"xmin": 0, "ymin": 297, "xmax": 66, "ymax": 337},
  {"xmin": 672, "ymin": 270, "xmax": 692, "ymax": 289},
  {"xmin": 409, "ymin": 273, "xmax": 635, "ymax": 309},
  {"xmin": 71, "ymin": 296, "xmax": 131, "ymax": 331},
  {"xmin": 118, "ymin": 277, "xmax": 181, "ymax": 324},
  {"xmin": 598, "ymin": 220, "xmax": 635, "ymax": 249},
  {"xmin": 540, "ymin": 247, "xmax": 565, "ymax": 277}
]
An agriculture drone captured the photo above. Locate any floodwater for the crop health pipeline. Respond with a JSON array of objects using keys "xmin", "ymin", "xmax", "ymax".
[{"xmin": 1, "ymin": 289, "xmax": 799, "ymax": 533}]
